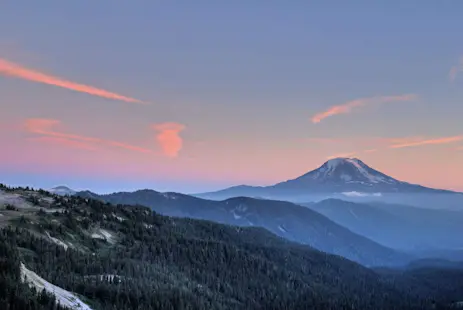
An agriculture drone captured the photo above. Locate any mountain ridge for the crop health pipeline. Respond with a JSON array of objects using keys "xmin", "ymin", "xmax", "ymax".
[
  {"xmin": 76, "ymin": 188, "xmax": 411, "ymax": 267},
  {"xmin": 4, "ymin": 184, "xmax": 463, "ymax": 309},
  {"xmin": 195, "ymin": 157, "xmax": 460, "ymax": 202},
  {"xmin": 303, "ymin": 199, "xmax": 463, "ymax": 251}
]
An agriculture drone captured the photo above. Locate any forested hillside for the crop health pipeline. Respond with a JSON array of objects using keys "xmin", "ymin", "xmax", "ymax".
[
  {"xmin": 1, "ymin": 184, "xmax": 462, "ymax": 309},
  {"xmin": 77, "ymin": 189, "xmax": 409, "ymax": 267}
]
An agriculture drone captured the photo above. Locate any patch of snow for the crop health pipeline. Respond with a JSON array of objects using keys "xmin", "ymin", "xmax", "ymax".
[
  {"xmin": 99, "ymin": 274, "xmax": 122, "ymax": 283},
  {"xmin": 43, "ymin": 208, "xmax": 65, "ymax": 213},
  {"xmin": 40, "ymin": 197, "xmax": 55, "ymax": 204},
  {"xmin": 348, "ymin": 208, "xmax": 359, "ymax": 220},
  {"xmin": 162, "ymin": 193, "xmax": 178, "ymax": 200},
  {"xmin": 345, "ymin": 159, "xmax": 381, "ymax": 183},
  {"xmin": 278, "ymin": 225, "xmax": 288, "ymax": 233},
  {"xmin": 232, "ymin": 211, "xmax": 242, "ymax": 220},
  {"xmin": 0, "ymin": 192, "xmax": 35, "ymax": 209},
  {"xmin": 144, "ymin": 223, "xmax": 154, "ymax": 229},
  {"xmin": 340, "ymin": 174, "xmax": 352, "ymax": 182},
  {"xmin": 236, "ymin": 204, "xmax": 247, "ymax": 212},
  {"xmin": 326, "ymin": 158, "xmax": 344, "ymax": 170},
  {"xmin": 21, "ymin": 263, "xmax": 92, "ymax": 310},
  {"xmin": 0, "ymin": 213, "xmax": 3, "ymax": 216},
  {"xmin": 45, "ymin": 232, "xmax": 69, "ymax": 250},
  {"xmin": 345, "ymin": 158, "xmax": 397, "ymax": 184},
  {"xmin": 112, "ymin": 214, "xmax": 125, "ymax": 222},
  {"xmin": 91, "ymin": 229, "xmax": 115, "ymax": 244}
]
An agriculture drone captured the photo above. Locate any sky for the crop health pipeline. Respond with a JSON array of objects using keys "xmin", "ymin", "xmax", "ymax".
[{"xmin": 1, "ymin": 1, "xmax": 463, "ymax": 193}]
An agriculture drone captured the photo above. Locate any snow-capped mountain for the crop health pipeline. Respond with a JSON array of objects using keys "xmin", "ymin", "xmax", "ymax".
[
  {"xmin": 294, "ymin": 158, "xmax": 398, "ymax": 185},
  {"xmin": 196, "ymin": 157, "xmax": 458, "ymax": 201},
  {"xmin": 275, "ymin": 158, "xmax": 400, "ymax": 192},
  {"xmin": 48, "ymin": 186, "xmax": 76, "ymax": 196}
]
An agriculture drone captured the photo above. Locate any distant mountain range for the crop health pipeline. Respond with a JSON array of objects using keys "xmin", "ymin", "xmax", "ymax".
[
  {"xmin": 77, "ymin": 189, "xmax": 410, "ymax": 267},
  {"xmin": 48, "ymin": 186, "xmax": 76, "ymax": 196},
  {"xmin": 44, "ymin": 157, "xmax": 463, "ymax": 267},
  {"xmin": 195, "ymin": 157, "xmax": 462, "ymax": 208},
  {"xmin": 304, "ymin": 199, "xmax": 463, "ymax": 252},
  {"xmin": 4, "ymin": 185, "xmax": 463, "ymax": 309}
]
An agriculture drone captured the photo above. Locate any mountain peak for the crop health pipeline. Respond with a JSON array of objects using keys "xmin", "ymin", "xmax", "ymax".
[
  {"xmin": 296, "ymin": 157, "xmax": 399, "ymax": 185},
  {"xmin": 324, "ymin": 157, "xmax": 363, "ymax": 168},
  {"xmin": 49, "ymin": 186, "xmax": 76, "ymax": 196},
  {"xmin": 196, "ymin": 157, "xmax": 458, "ymax": 201}
]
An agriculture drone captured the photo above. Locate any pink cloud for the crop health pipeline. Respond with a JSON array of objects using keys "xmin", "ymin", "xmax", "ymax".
[
  {"xmin": 28, "ymin": 136, "xmax": 97, "ymax": 151},
  {"xmin": 24, "ymin": 118, "xmax": 152, "ymax": 153},
  {"xmin": 0, "ymin": 58, "xmax": 145, "ymax": 104},
  {"xmin": 326, "ymin": 148, "xmax": 378, "ymax": 160},
  {"xmin": 152, "ymin": 122, "xmax": 186, "ymax": 158},
  {"xmin": 326, "ymin": 152, "xmax": 356, "ymax": 160},
  {"xmin": 389, "ymin": 136, "xmax": 463, "ymax": 149},
  {"xmin": 311, "ymin": 94, "xmax": 418, "ymax": 124}
]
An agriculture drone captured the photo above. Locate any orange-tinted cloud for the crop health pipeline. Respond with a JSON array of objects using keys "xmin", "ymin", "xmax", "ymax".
[
  {"xmin": 326, "ymin": 152, "xmax": 356, "ymax": 160},
  {"xmin": 0, "ymin": 58, "xmax": 145, "ymax": 104},
  {"xmin": 449, "ymin": 56, "xmax": 463, "ymax": 82},
  {"xmin": 326, "ymin": 148, "xmax": 379, "ymax": 160},
  {"xmin": 24, "ymin": 118, "xmax": 152, "ymax": 153},
  {"xmin": 389, "ymin": 136, "xmax": 463, "ymax": 149},
  {"xmin": 152, "ymin": 122, "xmax": 185, "ymax": 158},
  {"xmin": 311, "ymin": 94, "xmax": 418, "ymax": 124},
  {"xmin": 28, "ymin": 136, "xmax": 97, "ymax": 151}
]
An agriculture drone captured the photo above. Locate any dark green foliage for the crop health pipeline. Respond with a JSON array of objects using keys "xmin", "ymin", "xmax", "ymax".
[
  {"xmin": 0, "ymin": 230, "xmax": 67, "ymax": 310},
  {"xmin": 0, "ymin": 189, "xmax": 462, "ymax": 309},
  {"xmin": 5, "ymin": 204, "xmax": 18, "ymax": 211},
  {"xmin": 77, "ymin": 190, "xmax": 410, "ymax": 266}
]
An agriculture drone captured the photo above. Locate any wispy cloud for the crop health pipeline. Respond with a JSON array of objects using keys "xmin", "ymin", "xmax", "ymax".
[
  {"xmin": 449, "ymin": 56, "xmax": 463, "ymax": 82},
  {"xmin": 28, "ymin": 136, "xmax": 98, "ymax": 151},
  {"xmin": 0, "ymin": 58, "xmax": 145, "ymax": 104},
  {"xmin": 24, "ymin": 118, "xmax": 152, "ymax": 153},
  {"xmin": 326, "ymin": 148, "xmax": 378, "ymax": 160},
  {"xmin": 152, "ymin": 122, "xmax": 185, "ymax": 158},
  {"xmin": 389, "ymin": 136, "xmax": 463, "ymax": 149},
  {"xmin": 326, "ymin": 152, "xmax": 356, "ymax": 160},
  {"xmin": 311, "ymin": 94, "xmax": 418, "ymax": 124}
]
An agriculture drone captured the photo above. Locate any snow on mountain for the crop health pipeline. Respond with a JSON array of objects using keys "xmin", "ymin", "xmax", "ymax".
[
  {"xmin": 49, "ymin": 186, "xmax": 76, "ymax": 196},
  {"xmin": 21, "ymin": 263, "xmax": 92, "ymax": 310},
  {"xmin": 295, "ymin": 157, "xmax": 399, "ymax": 186},
  {"xmin": 196, "ymin": 157, "xmax": 459, "ymax": 201}
]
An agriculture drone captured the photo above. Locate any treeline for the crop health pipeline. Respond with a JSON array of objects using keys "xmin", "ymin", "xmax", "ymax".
[{"xmin": 0, "ymin": 231, "xmax": 68, "ymax": 310}]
